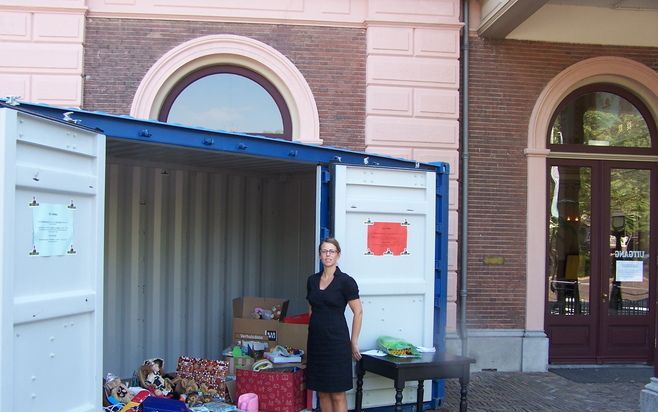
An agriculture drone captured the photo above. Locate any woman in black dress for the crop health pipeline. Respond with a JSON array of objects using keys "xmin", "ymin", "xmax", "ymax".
[{"xmin": 306, "ymin": 238, "xmax": 363, "ymax": 412}]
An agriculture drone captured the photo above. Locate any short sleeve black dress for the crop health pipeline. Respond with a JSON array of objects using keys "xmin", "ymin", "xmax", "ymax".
[{"xmin": 306, "ymin": 267, "xmax": 359, "ymax": 393}]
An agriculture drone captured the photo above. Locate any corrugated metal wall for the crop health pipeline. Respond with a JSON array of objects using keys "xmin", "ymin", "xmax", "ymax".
[{"xmin": 103, "ymin": 161, "xmax": 316, "ymax": 378}]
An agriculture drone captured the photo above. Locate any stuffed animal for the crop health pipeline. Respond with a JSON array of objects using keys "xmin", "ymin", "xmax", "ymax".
[
  {"xmin": 252, "ymin": 307, "xmax": 273, "ymax": 319},
  {"xmin": 271, "ymin": 304, "xmax": 283, "ymax": 320},
  {"xmin": 176, "ymin": 377, "xmax": 199, "ymax": 395},
  {"xmin": 104, "ymin": 374, "xmax": 132, "ymax": 405},
  {"xmin": 144, "ymin": 360, "xmax": 173, "ymax": 397},
  {"xmin": 199, "ymin": 383, "xmax": 219, "ymax": 399}
]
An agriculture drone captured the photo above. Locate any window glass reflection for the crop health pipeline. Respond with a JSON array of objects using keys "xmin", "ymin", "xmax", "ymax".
[
  {"xmin": 547, "ymin": 165, "xmax": 591, "ymax": 315},
  {"xmin": 608, "ymin": 168, "xmax": 650, "ymax": 316},
  {"xmin": 550, "ymin": 91, "xmax": 651, "ymax": 148},
  {"xmin": 166, "ymin": 73, "xmax": 284, "ymax": 135}
]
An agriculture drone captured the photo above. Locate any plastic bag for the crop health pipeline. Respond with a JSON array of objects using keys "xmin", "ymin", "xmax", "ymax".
[{"xmin": 376, "ymin": 336, "xmax": 421, "ymax": 358}]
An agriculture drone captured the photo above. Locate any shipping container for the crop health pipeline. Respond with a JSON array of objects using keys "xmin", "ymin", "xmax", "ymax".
[{"xmin": 0, "ymin": 100, "xmax": 449, "ymax": 412}]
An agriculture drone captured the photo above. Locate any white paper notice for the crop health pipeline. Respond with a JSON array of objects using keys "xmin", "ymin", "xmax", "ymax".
[
  {"xmin": 616, "ymin": 260, "xmax": 643, "ymax": 282},
  {"xmin": 32, "ymin": 203, "xmax": 74, "ymax": 256}
]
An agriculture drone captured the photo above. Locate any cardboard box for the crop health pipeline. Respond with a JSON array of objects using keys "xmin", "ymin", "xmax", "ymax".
[
  {"xmin": 278, "ymin": 322, "xmax": 308, "ymax": 354},
  {"xmin": 232, "ymin": 297, "xmax": 307, "ymax": 354},
  {"xmin": 232, "ymin": 297, "xmax": 288, "ymax": 350},
  {"xmin": 236, "ymin": 368, "xmax": 306, "ymax": 412},
  {"xmin": 233, "ymin": 296, "xmax": 290, "ymax": 319},
  {"xmin": 227, "ymin": 355, "xmax": 255, "ymax": 375},
  {"xmin": 224, "ymin": 379, "xmax": 237, "ymax": 406}
]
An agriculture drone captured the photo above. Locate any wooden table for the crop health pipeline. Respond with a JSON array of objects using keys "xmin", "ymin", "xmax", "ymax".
[{"xmin": 355, "ymin": 352, "xmax": 475, "ymax": 412}]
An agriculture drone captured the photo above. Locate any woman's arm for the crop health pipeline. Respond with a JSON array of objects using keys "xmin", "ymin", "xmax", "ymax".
[{"xmin": 348, "ymin": 298, "xmax": 363, "ymax": 360}]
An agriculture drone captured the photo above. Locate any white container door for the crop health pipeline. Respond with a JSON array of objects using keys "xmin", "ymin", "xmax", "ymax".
[
  {"xmin": 332, "ymin": 164, "xmax": 436, "ymax": 409},
  {"xmin": 0, "ymin": 109, "xmax": 106, "ymax": 412}
]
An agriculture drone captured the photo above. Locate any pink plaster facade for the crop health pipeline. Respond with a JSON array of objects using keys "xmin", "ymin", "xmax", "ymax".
[
  {"xmin": 0, "ymin": 0, "xmax": 463, "ymax": 333},
  {"xmin": 0, "ymin": 2, "xmax": 85, "ymax": 106}
]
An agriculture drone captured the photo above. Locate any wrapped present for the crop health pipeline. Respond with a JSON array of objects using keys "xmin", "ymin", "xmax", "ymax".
[
  {"xmin": 176, "ymin": 356, "xmax": 230, "ymax": 400},
  {"xmin": 236, "ymin": 368, "xmax": 305, "ymax": 412}
]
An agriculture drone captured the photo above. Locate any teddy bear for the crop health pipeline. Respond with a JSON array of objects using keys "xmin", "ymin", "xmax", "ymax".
[
  {"xmin": 175, "ymin": 377, "xmax": 199, "ymax": 395},
  {"xmin": 199, "ymin": 383, "xmax": 219, "ymax": 399}
]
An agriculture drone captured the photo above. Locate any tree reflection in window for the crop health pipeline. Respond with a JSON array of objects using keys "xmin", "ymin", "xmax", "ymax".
[{"xmin": 548, "ymin": 84, "xmax": 655, "ymax": 152}]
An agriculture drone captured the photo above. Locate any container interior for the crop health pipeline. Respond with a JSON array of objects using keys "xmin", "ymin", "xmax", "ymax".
[{"xmin": 103, "ymin": 139, "xmax": 317, "ymax": 378}]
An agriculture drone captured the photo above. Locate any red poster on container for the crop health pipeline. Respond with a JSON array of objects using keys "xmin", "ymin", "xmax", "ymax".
[{"xmin": 366, "ymin": 221, "xmax": 408, "ymax": 256}]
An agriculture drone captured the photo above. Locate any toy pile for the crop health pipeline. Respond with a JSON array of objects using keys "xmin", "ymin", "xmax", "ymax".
[
  {"xmin": 103, "ymin": 357, "xmax": 238, "ymax": 412},
  {"xmin": 103, "ymin": 296, "xmax": 310, "ymax": 412},
  {"xmin": 103, "ymin": 373, "xmax": 151, "ymax": 412}
]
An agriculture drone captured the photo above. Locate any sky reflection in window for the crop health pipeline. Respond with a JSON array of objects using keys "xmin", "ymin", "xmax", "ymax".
[{"xmin": 167, "ymin": 73, "xmax": 284, "ymax": 134}]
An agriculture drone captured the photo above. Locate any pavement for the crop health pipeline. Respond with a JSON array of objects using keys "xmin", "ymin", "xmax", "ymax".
[{"xmin": 435, "ymin": 365, "xmax": 653, "ymax": 412}]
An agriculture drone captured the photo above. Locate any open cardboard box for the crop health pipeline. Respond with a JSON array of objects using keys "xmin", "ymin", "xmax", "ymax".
[
  {"xmin": 278, "ymin": 322, "xmax": 308, "ymax": 355},
  {"xmin": 232, "ymin": 296, "xmax": 307, "ymax": 355}
]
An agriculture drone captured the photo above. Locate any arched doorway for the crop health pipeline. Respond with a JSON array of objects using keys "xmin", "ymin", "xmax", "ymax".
[{"xmin": 544, "ymin": 83, "xmax": 658, "ymax": 363}]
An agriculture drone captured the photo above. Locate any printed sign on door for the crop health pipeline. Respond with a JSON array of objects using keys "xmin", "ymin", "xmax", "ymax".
[{"xmin": 365, "ymin": 220, "xmax": 409, "ymax": 256}]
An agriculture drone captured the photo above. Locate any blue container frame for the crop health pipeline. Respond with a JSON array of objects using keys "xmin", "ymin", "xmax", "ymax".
[
  {"xmin": 2, "ymin": 99, "xmax": 450, "ymax": 411},
  {"xmin": 432, "ymin": 161, "xmax": 450, "ymax": 409},
  {"xmin": 4, "ymin": 100, "xmax": 437, "ymax": 172}
]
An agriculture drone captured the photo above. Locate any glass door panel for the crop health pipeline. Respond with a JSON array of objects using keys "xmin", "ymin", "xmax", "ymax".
[
  {"xmin": 608, "ymin": 168, "xmax": 650, "ymax": 316},
  {"xmin": 547, "ymin": 165, "xmax": 592, "ymax": 316}
]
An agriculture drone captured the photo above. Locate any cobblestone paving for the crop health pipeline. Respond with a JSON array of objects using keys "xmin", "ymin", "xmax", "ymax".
[{"xmin": 437, "ymin": 371, "xmax": 645, "ymax": 412}]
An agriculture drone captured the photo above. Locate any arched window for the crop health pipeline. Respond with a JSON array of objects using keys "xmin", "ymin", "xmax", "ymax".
[
  {"xmin": 158, "ymin": 65, "xmax": 292, "ymax": 139},
  {"xmin": 548, "ymin": 83, "xmax": 657, "ymax": 155}
]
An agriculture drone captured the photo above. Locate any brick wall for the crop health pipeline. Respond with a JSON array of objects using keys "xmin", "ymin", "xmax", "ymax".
[
  {"xmin": 466, "ymin": 37, "xmax": 658, "ymax": 329},
  {"xmin": 83, "ymin": 18, "xmax": 366, "ymax": 150}
]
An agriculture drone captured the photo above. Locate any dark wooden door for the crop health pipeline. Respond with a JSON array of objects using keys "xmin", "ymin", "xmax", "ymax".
[{"xmin": 546, "ymin": 160, "xmax": 657, "ymax": 363}]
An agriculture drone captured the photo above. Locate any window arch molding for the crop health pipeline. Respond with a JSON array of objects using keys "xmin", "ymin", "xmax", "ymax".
[
  {"xmin": 131, "ymin": 34, "xmax": 321, "ymax": 144},
  {"xmin": 528, "ymin": 57, "xmax": 658, "ymax": 152},
  {"xmin": 524, "ymin": 56, "xmax": 658, "ymax": 339}
]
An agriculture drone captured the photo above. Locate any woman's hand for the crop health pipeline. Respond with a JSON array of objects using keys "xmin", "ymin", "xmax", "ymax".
[
  {"xmin": 348, "ymin": 298, "xmax": 363, "ymax": 361},
  {"xmin": 351, "ymin": 341, "xmax": 361, "ymax": 361}
]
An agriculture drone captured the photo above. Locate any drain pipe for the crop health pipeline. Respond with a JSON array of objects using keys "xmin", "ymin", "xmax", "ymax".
[{"xmin": 459, "ymin": 0, "xmax": 470, "ymax": 358}]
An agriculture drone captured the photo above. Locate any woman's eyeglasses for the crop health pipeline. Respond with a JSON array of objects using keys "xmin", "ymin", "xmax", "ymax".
[{"xmin": 320, "ymin": 249, "xmax": 338, "ymax": 255}]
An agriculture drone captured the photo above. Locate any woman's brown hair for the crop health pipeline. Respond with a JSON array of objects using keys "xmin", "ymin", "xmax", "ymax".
[{"xmin": 318, "ymin": 237, "xmax": 341, "ymax": 254}]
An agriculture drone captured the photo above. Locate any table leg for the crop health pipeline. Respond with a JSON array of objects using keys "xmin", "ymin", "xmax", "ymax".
[
  {"xmin": 355, "ymin": 360, "xmax": 365, "ymax": 412},
  {"xmin": 459, "ymin": 376, "xmax": 469, "ymax": 412},
  {"xmin": 394, "ymin": 383, "xmax": 404, "ymax": 412},
  {"xmin": 416, "ymin": 380, "xmax": 424, "ymax": 412}
]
